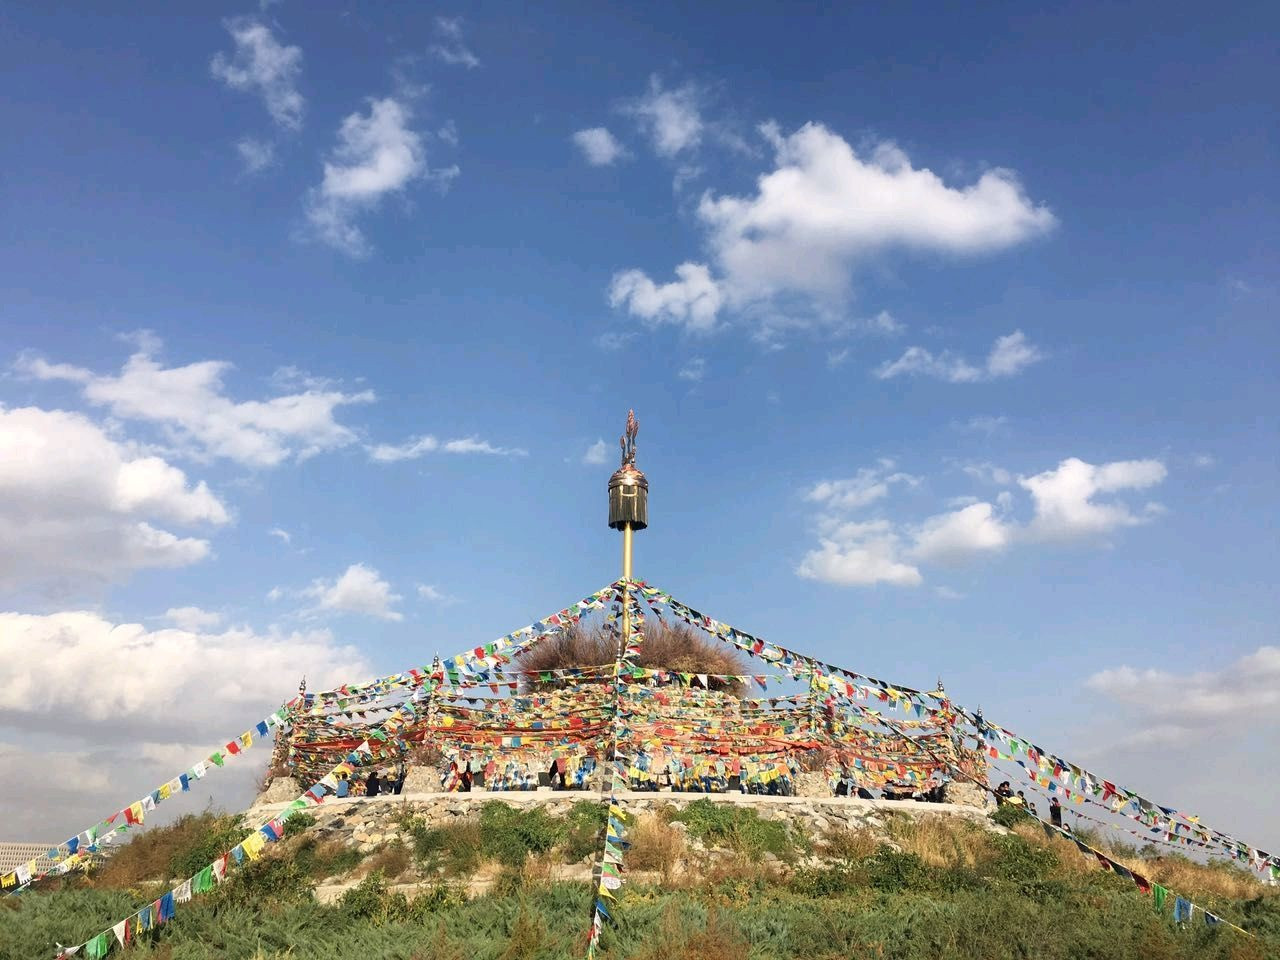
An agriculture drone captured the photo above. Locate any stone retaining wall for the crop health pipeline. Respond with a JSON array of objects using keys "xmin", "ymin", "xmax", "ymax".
[{"xmin": 248, "ymin": 790, "xmax": 997, "ymax": 855}]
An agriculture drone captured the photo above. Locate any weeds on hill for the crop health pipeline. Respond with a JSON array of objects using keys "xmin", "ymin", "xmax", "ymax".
[{"xmin": 670, "ymin": 798, "xmax": 797, "ymax": 859}]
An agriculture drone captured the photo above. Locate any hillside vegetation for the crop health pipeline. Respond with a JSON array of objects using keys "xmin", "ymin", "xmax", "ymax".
[{"xmin": 3, "ymin": 804, "xmax": 1277, "ymax": 960}]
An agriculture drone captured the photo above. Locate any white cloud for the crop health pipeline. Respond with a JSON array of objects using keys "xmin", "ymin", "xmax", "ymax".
[
  {"xmin": 909, "ymin": 502, "xmax": 1011, "ymax": 563},
  {"xmin": 797, "ymin": 520, "xmax": 922, "ymax": 587},
  {"xmin": 236, "ymin": 137, "xmax": 276, "ymax": 173},
  {"xmin": 0, "ymin": 610, "xmax": 365, "ymax": 836},
  {"xmin": 268, "ymin": 527, "xmax": 291, "ymax": 544},
  {"xmin": 582, "ymin": 439, "xmax": 609, "ymax": 466},
  {"xmin": 805, "ymin": 461, "xmax": 918, "ymax": 511},
  {"xmin": 876, "ymin": 330, "xmax": 1044, "ymax": 382},
  {"xmin": 20, "ymin": 342, "xmax": 373, "ymax": 467},
  {"xmin": 609, "ymin": 262, "xmax": 723, "ymax": 333},
  {"xmin": 1086, "ymin": 646, "xmax": 1280, "ymax": 742},
  {"xmin": 441, "ymin": 436, "xmax": 527, "ymax": 456},
  {"xmin": 210, "ymin": 18, "xmax": 304, "ymax": 130},
  {"xmin": 0, "ymin": 611, "xmax": 365, "ymax": 738},
  {"xmin": 430, "ymin": 16, "xmax": 479, "ymax": 69},
  {"xmin": 986, "ymin": 330, "xmax": 1044, "ymax": 377},
  {"xmin": 164, "ymin": 606, "xmax": 223, "ymax": 631},
  {"xmin": 678, "ymin": 357, "xmax": 707, "ymax": 381},
  {"xmin": 0, "ymin": 406, "xmax": 228, "ymax": 590},
  {"xmin": 1193, "ymin": 454, "xmax": 1216, "ymax": 468},
  {"xmin": 626, "ymin": 76, "xmax": 702, "ymax": 157},
  {"xmin": 798, "ymin": 455, "xmax": 1167, "ymax": 588},
  {"xmin": 610, "ymin": 121, "xmax": 1054, "ymax": 339},
  {"xmin": 934, "ymin": 586, "xmax": 965, "ymax": 600},
  {"xmin": 416, "ymin": 583, "xmax": 457, "ymax": 605},
  {"xmin": 367, "ymin": 433, "xmax": 526, "ymax": 462},
  {"xmin": 303, "ymin": 563, "xmax": 403, "ymax": 621},
  {"xmin": 572, "ymin": 127, "xmax": 626, "ymax": 166},
  {"xmin": 1021, "ymin": 457, "xmax": 1167, "ymax": 540},
  {"xmin": 305, "ymin": 97, "xmax": 429, "ymax": 257}
]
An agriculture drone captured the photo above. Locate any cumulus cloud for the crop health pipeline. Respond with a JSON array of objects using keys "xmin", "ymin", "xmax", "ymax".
[
  {"xmin": 572, "ymin": 127, "xmax": 626, "ymax": 166},
  {"xmin": 909, "ymin": 502, "xmax": 1011, "ymax": 563},
  {"xmin": 1086, "ymin": 646, "xmax": 1280, "ymax": 744},
  {"xmin": 306, "ymin": 97, "xmax": 444, "ymax": 257},
  {"xmin": 806, "ymin": 461, "xmax": 919, "ymax": 511},
  {"xmin": 303, "ymin": 563, "xmax": 402, "ymax": 620},
  {"xmin": 609, "ymin": 262, "xmax": 723, "ymax": 333},
  {"xmin": 0, "ymin": 611, "xmax": 368, "ymax": 835},
  {"xmin": 367, "ymin": 433, "xmax": 527, "ymax": 462},
  {"xmin": 268, "ymin": 527, "xmax": 291, "ymax": 544},
  {"xmin": 876, "ymin": 330, "xmax": 1044, "ymax": 382},
  {"xmin": 0, "ymin": 406, "xmax": 228, "ymax": 591},
  {"xmin": 430, "ymin": 16, "xmax": 480, "ymax": 68},
  {"xmin": 210, "ymin": 17, "xmax": 304, "ymax": 130},
  {"xmin": 797, "ymin": 520, "xmax": 923, "ymax": 587},
  {"xmin": 798, "ymin": 455, "xmax": 1168, "ymax": 588},
  {"xmin": 20, "ymin": 343, "xmax": 373, "ymax": 468},
  {"xmin": 626, "ymin": 76, "xmax": 702, "ymax": 157},
  {"xmin": 1021, "ymin": 457, "xmax": 1167, "ymax": 540},
  {"xmin": 610, "ymin": 121, "xmax": 1054, "ymax": 339},
  {"xmin": 582, "ymin": 439, "xmax": 608, "ymax": 466},
  {"xmin": 164, "ymin": 606, "xmax": 222, "ymax": 631},
  {"xmin": 0, "ymin": 611, "xmax": 366, "ymax": 738}
]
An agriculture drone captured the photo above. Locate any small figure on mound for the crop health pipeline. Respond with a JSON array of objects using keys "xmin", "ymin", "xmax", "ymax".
[
  {"xmin": 994, "ymin": 780, "xmax": 1013, "ymax": 806},
  {"xmin": 1050, "ymin": 796, "xmax": 1064, "ymax": 828},
  {"xmin": 335, "ymin": 773, "xmax": 350, "ymax": 799},
  {"xmin": 365, "ymin": 770, "xmax": 380, "ymax": 798}
]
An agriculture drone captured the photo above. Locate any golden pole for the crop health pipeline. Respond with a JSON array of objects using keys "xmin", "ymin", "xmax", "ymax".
[{"xmin": 622, "ymin": 521, "xmax": 633, "ymax": 648}]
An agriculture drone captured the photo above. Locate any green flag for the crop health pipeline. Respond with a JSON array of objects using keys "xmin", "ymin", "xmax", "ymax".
[{"xmin": 1153, "ymin": 883, "xmax": 1168, "ymax": 914}]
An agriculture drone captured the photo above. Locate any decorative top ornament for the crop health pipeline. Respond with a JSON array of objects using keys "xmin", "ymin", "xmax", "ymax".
[
  {"xmin": 619, "ymin": 409, "xmax": 639, "ymax": 468},
  {"xmin": 608, "ymin": 409, "xmax": 648, "ymax": 531}
]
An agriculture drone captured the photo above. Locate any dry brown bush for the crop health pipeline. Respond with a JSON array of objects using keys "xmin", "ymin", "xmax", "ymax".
[
  {"xmin": 626, "ymin": 814, "xmax": 686, "ymax": 880},
  {"xmin": 819, "ymin": 825, "xmax": 881, "ymax": 863},
  {"xmin": 354, "ymin": 842, "xmax": 411, "ymax": 880},
  {"xmin": 626, "ymin": 903, "xmax": 750, "ymax": 960},
  {"xmin": 887, "ymin": 815, "xmax": 994, "ymax": 869},
  {"xmin": 97, "ymin": 812, "xmax": 238, "ymax": 887},
  {"xmin": 516, "ymin": 620, "xmax": 748, "ymax": 692}
]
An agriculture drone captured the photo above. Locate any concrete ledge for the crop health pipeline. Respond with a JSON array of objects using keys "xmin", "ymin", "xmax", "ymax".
[{"xmin": 248, "ymin": 790, "xmax": 986, "ymax": 819}]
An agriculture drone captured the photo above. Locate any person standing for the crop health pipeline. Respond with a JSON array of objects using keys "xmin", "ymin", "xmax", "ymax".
[{"xmin": 1050, "ymin": 797, "xmax": 1064, "ymax": 828}]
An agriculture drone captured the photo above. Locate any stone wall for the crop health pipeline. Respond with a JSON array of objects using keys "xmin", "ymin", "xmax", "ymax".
[{"xmin": 248, "ymin": 790, "xmax": 998, "ymax": 856}]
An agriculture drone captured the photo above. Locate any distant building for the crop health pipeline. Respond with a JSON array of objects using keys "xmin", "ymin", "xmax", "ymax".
[{"xmin": 0, "ymin": 842, "xmax": 67, "ymax": 876}]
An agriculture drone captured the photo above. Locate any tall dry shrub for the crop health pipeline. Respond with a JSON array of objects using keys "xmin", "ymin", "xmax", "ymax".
[{"xmin": 515, "ymin": 619, "xmax": 747, "ymax": 692}]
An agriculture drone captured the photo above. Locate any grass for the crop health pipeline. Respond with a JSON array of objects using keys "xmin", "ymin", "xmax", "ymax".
[{"xmin": 9, "ymin": 801, "xmax": 1278, "ymax": 960}]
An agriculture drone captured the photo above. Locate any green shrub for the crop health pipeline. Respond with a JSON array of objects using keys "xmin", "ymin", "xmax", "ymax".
[
  {"xmin": 789, "ymin": 862, "xmax": 864, "ymax": 897},
  {"xmin": 215, "ymin": 852, "xmax": 314, "ymax": 908},
  {"xmin": 562, "ymin": 800, "xmax": 608, "ymax": 862},
  {"xmin": 671, "ymin": 798, "xmax": 795, "ymax": 858},
  {"xmin": 283, "ymin": 812, "xmax": 317, "ymax": 838},
  {"xmin": 477, "ymin": 801, "xmax": 565, "ymax": 865},
  {"xmin": 864, "ymin": 847, "xmax": 932, "ymax": 892},
  {"xmin": 990, "ymin": 803, "xmax": 1034, "ymax": 829}
]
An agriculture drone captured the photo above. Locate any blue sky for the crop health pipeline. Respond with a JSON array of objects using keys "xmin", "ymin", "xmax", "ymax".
[{"xmin": 0, "ymin": 1, "xmax": 1276, "ymax": 847}]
